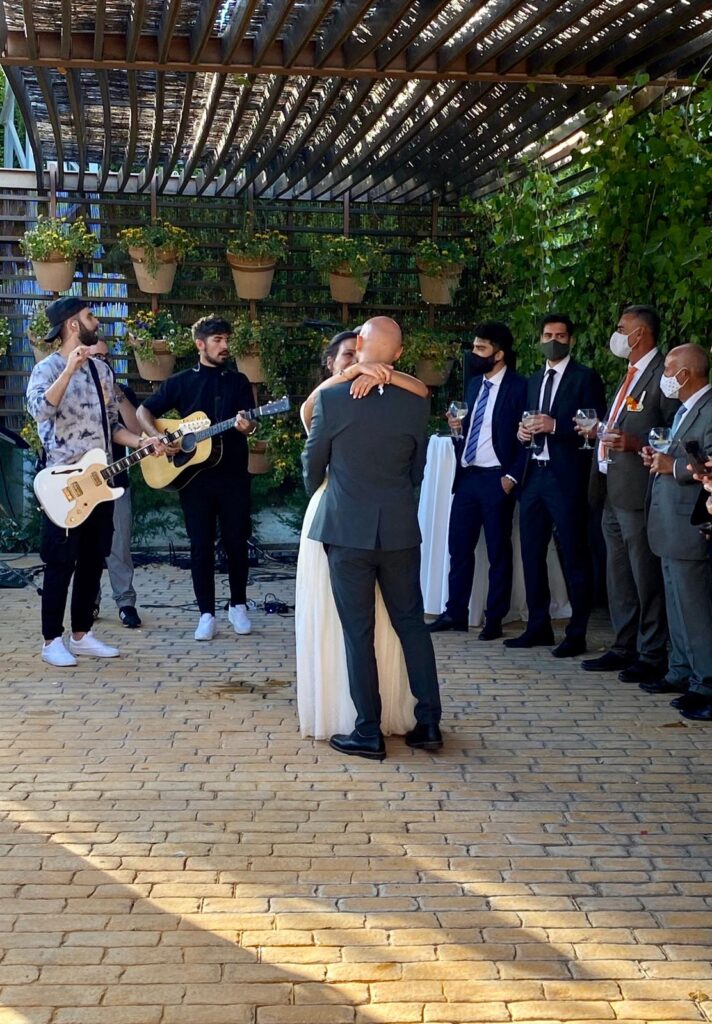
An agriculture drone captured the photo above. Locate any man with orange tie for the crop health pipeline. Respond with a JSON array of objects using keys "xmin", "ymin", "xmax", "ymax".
[{"xmin": 581, "ymin": 306, "xmax": 678, "ymax": 688}]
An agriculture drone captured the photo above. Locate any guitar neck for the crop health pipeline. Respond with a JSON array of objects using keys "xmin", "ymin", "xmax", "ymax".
[
  {"xmin": 192, "ymin": 405, "xmax": 268, "ymax": 443},
  {"xmin": 100, "ymin": 440, "xmax": 161, "ymax": 482}
]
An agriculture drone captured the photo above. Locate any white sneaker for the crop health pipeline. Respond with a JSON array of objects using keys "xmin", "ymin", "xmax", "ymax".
[
  {"xmin": 68, "ymin": 631, "xmax": 120, "ymax": 658},
  {"xmin": 194, "ymin": 613, "xmax": 216, "ymax": 641},
  {"xmin": 228, "ymin": 604, "xmax": 251, "ymax": 635},
  {"xmin": 41, "ymin": 637, "xmax": 78, "ymax": 667}
]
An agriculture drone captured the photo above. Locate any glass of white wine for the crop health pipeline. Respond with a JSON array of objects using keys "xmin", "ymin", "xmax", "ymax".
[
  {"xmin": 574, "ymin": 408, "xmax": 598, "ymax": 450},
  {"xmin": 649, "ymin": 426, "xmax": 672, "ymax": 454},
  {"xmin": 521, "ymin": 410, "xmax": 541, "ymax": 449},
  {"xmin": 447, "ymin": 401, "xmax": 468, "ymax": 438}
]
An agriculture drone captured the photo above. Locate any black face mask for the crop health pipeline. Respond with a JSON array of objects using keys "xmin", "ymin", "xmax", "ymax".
[
  {"xmin": 540, "ymin": 340, "xmax": 570, "ymax": 362},
  {"xmin": 469, "ymin": 352, "xmax": 499, "ymax": 375}
]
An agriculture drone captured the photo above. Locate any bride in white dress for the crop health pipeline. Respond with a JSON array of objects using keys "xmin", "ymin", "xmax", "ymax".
[{"xmin": 295, "ymin": 331, "xmax": 429, "ymax": 739}]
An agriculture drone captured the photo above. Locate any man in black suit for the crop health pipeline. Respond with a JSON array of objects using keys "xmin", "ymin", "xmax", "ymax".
[
  {"xmin": 505, "ymin": 314, "xmax": 606, "ymax": 657},
  {"xmin": 428, "ymin": 321, "xmax": 527, "ymax": 641}
]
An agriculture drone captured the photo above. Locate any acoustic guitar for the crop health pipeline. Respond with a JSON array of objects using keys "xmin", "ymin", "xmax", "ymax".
[
  {"xmin": 34, "ymin": 416, "xmax": 210, "ymax": 529},
  {"xmin": 140, "ymin": 396, "xmax": 291, "ymax": 491}
]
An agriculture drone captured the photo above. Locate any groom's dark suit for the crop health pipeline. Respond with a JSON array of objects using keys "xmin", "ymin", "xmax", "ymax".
[{"xmin": 302, "ymin": 382, "xmax": 441, "ymax": 738}]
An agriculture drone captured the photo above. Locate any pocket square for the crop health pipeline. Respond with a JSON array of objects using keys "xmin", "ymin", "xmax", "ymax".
[{"xmin": 625, "ymin": 389, "xmax": 646, "ymax": 412}]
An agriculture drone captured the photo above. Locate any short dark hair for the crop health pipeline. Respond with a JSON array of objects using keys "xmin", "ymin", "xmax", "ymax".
[
  {"xmin": 541, "ymin": 313, "xmax": 575, "ymax": 335},
  {"xmin": 191, "ymin": 315, "xmax": 232, "ymax": 341},
  {"xmin": 323, "ymin": 330, "xmax": 357, "ymax": 370},
  {"xmin": 472, "ymin": 320, "xmax": 514, "ymax": 352},
  {"xmin": 622, "ymin": 304, "xmax": 660, "ymax": 343}
]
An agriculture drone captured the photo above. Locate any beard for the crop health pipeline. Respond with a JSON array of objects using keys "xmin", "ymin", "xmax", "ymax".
[
  {"xmin": 202, "ymin": 349, "xmax": 228, "ymax": 367},
  {"xmin": 78, "ymin": 324, "xmax": 99, "ymax": 346}
]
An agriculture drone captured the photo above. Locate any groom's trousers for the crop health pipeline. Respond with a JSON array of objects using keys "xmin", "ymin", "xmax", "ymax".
[{"xmin": 326, "ymin": 544, "xmax": 442, "ymax": 737}]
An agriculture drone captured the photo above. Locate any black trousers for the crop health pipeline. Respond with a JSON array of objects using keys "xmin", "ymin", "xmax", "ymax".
[
  {"xmin": 179, "ymin": 470, "xmax": 251, "ymax": 615},
  {"xmin": 39, "ymin": 502, "xmax": 114, "ymax": 641},
  {"xmin": 326, "ymin": 544, "xmax": 442, "ymax": 737},
  {"xmin": 519, "ymin": 465, "xmax": 592, "ymax": 640},
  {"xmin": 446, "ymin": 467, "xmax": 516, "ymax": 624}
]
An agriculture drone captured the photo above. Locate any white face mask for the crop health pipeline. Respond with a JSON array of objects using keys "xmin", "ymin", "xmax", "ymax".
[
  {"xmin": 660, "ymin": 370, "xmax": 684, "ymax": 400},
  {"xmin": 609, "ymin": 327, "xmax": 640, "ymax": 360}
]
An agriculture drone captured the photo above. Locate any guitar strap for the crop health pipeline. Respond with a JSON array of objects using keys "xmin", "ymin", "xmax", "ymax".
[{"xmin": 87, "ymin": 357, "xmax": 111, "ymax": 453}]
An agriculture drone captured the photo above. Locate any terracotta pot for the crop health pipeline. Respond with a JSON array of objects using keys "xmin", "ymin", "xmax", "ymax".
[
  {"xmin": 416, "ymin": 358, "xmax": 455, "ymax": 387},
  {"xmin": 129, "ymin": 336, "xmax": 176, "ymax": 381},
  {"xmin": 226, "ymin": 253, "xmax": 276, "ymax": 300},
  {"xmin": 248, "ymin": 440, "xmax": 271, "ymax": 475},
  {"xmin": 32, "ymin": 253, "xmax": 76, "ymax": 292},
  {"xmin": 236, "ymin": 352, "xmax": 265, "ymax": 384},
  {"xmin": 418, "ymin": 268, "xmax": 462, "ymax": 305},
  {"xmin": 328, "ymin": 268, "xmax": 369, "ymax": 304},
  {"xmin": 128, "ymin": 246, "xmax": 179, "ymax": 294}
]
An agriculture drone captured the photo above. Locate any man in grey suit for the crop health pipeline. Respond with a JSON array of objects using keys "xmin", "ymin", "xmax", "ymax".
[
  {"xmin": 582, "ymin": 305, "xmax": 678, "ymax": 686},
  {"xmin": 644, "ymin": 344, "xmax": 712, "ymax": 721},
  {"xmin": 302, "ymin": 317, "xmax": 442, "ymax": 760}
]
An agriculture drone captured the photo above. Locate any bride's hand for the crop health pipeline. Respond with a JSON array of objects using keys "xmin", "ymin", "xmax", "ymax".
[
  {"xmin": 350, "ymin": 375, "xmax": 382, "ymax": 399},
  {"xmin": 352, "ymin": 361, "xmax": 393, "ymax": 383}
]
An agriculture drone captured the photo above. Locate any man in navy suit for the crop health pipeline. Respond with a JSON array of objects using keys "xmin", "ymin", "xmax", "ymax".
[
  {"xmin": 505, "ymin": 314, "xmax": 606, "ymax": 658},
  {"xmin": 428, "ymin": 322, "xmax": 527, "ymax": 640}
]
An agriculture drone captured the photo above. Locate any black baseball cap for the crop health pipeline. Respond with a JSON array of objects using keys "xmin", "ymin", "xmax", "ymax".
[{"xmin": 44, "ymin": 296, "xmax": 89, "ymax": 341}]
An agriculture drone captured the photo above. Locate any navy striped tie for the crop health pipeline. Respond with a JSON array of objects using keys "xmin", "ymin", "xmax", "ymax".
[{"xmin": 463, "ymin": 380, "xmax": 493, "ymax": 465}]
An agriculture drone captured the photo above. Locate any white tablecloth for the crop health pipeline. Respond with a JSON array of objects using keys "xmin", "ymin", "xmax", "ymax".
[{"xmin": 418, "ymin": 435, "xmax": 571, "ymax": 627}]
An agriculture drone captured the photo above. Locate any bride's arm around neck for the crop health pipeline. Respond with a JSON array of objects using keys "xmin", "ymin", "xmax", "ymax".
[{"xmin": 300, "ymin": 364, "xmax": 428, "ymax": 432}]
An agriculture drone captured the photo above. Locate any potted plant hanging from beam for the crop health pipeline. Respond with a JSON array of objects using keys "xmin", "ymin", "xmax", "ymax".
[
  {"xmin": 226, "ymin": 226, "xmax": 288, "ymax": 300},
  {"xmin": 0, "ymin": 317, "xmax": 11, "ymax": 359},
  {"xmin": 20, "ymin": 216, "xmax": 98, "ymax": 293},
  {"xmin": 228, "ymin": 313, "xmax": 285, "ymax": 387},
  {"xmin": 123, "ymin": 308, "xmax": 195, "ymax": 381},
  {"xmin": 117, "ymin": 220, "xmax": 195, "ymax": 294},
  {"xmin": 415, "ymin": 238, "xmax": 475, "ymax": 305},
  {"xmin": 310, "ymin": 235, "xmax": 389, "ymax": 304},
  {"xmin": 27, "ymin": 306, "xmax": 56, "ymax": 362},
  {"xmin": 399, "ymin": 326, "xmax": 460, "ymax": 387}
]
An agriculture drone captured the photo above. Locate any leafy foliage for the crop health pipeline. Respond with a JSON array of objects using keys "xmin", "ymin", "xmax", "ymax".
[
  {"xmin": 229, "ymin": 313, "xmax": 288, "ymax": 394},
  {"xmin": 309, "ymin": 235, "xmax": 390, "ymax": 285},
  {"xmin": 415, "ymin": 238, "xmax": 476, "ymax": 276},
  {"xmin": 0, "ymin": 317, "xmax": 10, "ymax": 357},
  {"xmin": 20, "ymin": 216, "xmax": 98, "ymax": 261},
  {"xmin": 117, "ymin": 219, "xmax": 195, "ymax": 273},
  {"xmin": 398, "ymin": 326, "xmax": 461, "ymax": 375},
  {"xmin": 27, "ymin": 306, "xmax": 55, "ymax": 352},
  {"xmin": 226, "ymin": 229, "xmax": 288, "ymax": 262},
  {"xmin": 123, "ymin": 309, "xmax": 194, "ymax": 361}
]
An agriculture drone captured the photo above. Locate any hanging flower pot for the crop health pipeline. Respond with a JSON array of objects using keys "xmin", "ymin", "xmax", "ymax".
[
  {"xmin": 417, "ymin": 268, "xmax": 462, "ymax": 306},
  {"xmin": 32, "ymin": 253, "xmax": 77, "ymax": 293},
  {"xmin": 27, "ymin": 309, "xmax": 54, "ymax": 362},
  {"xmin": 248, "ymin": 439, "xmax": 271, "ymax": 475},
  {"xmin": 235, "ymin": 350, "xmax": 265, "ymax": 384},
  {"xmin": 328, "ymin": 268, "xmax": 369, "ymax": 304},
  {"xmin": 227, "ymin": 254, "xmax": 276, "ymax": 300},
  {"xmin": 128, "ymin": 247, "xmax": 179, "ymax": 295},
  {"xmin": 129, "ymin": 336, "xmax": 176, "ymax": 381},
  {"xmin": 415, "ymin": 358, "xmax": 455, "ymax": 387}
]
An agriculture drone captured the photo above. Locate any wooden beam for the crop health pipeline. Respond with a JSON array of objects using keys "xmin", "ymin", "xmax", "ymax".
[
  {"xmin": 314, "ymin": 0, "xmax": 375, "ymax": 67},
  {"xmin": 436, "ymin": 0, "xmax": 520, "ymax": 72},
  {"xmin": 253, "ymin": 0, "xmax": 293, "ymax": 67},
  {"xmin": 588, "ymin": 2, "xmax": 711, "ymax": 77},
  {"xmin": 373, "ymin": 0, "xmax": 451, "ymax": 72},
  {"xmin": 65, "ymin": 69, "xmax": 86, "ymax": 192},
  {"xmin": 126, "ymin": 0, "xmax": 147, "ymax": 63},
  {"xmin": 341, "ymin": 0, "xmax": 413, "ymax": 68},
  {"xmin": 96, "ymin": 69, "xmax": 113, "ymax": 191},
  {"xmin": 528, "ymin": 0, "xmax": 646, "ymax": 75},
  {"xmin": 93, "ymin": 0, "xmax": 106, "ymax": 60},
  {"xmin": 20, "ymin": 0, "xmax": 37, "ymax": 60},
  {"xmin": 215, "ymin": 75, "xmax": 286, "ymax": 195},
  {"xmin": 221, "ymin": 0, "xmax": 261, "ymax": 64},
  {"xmin": 175, "ymin": 73, "xmax": 228, "ymax": 192},
  {"xmin": 197, "ymin": 76, "xmax": 254, "ymax": 194},
  {"xmin": 190, "ymin": 0, "xmax": 224, "ymax": 64},
  {"xmin": 34, "ymin": 67, "xmax": 64, "ymax": 186},
  {"xmin": 405, "ymin": 0, "xmax": 481, "ymax": 72},
  {"xmin": 467, "ymin": 0, "xmax": 566, "ymax": 74},
  {"xmin": 116, "ymin": 71, "xmax": 139, "ymax": 191},
  {"xmin": 282, "ymin": 0, "xmax": 336, "ymax": 67},
  {"xmin": 157, "ymin": 0, "xmax": 182, "ymax": 64},
  {"xmin": 60, "ymin": 0, "xmax": 72, "ymax": 61},
  {"xmin": 237, "ymin": 76, "xmax": 316, "ymax": 194},
  {"xmin": 157, "ymin": 71, "xmax": 196, "ymax": 187},
  {"xmin": 495, "ymin": 1, "xmax": 599, "ymax": 75},
  {"xmin": 137, "ymin": 70, "xmax": 166, "ymax": 191}
]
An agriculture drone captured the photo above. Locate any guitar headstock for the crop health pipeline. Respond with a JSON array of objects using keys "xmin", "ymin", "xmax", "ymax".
[
  {"xmin": 257, "ymin": 396, "xmax": 291, "ymax": 418},
  {"xmin": 178, "ymin": 417, "xmax": 211, "ymax": 434}
]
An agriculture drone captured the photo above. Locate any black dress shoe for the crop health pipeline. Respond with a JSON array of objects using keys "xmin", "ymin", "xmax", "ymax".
[
  {"xmin": 680, "ymin": 702, "xmax": 712, "ymax": 721},
  {"xmin": 618, "ymin": 660, "xmax": 666, "ymax": 684},
  {"xmin": 552, "ymin": 636, "xmax": 587, "ymax": 658},
  {"xmin": 581, "ymin": 651, "xmax": 635, "ymax": 672},
  {"xmin": 503, "ymin": 627, "xmax": 555, "ymax": 649},
  {"xmin": 427, "ymin": 614, "xmax": 468, "ymax": 633},
  {"xmin": 639, "ymin": 678, "xmax": 688, "ymax": 695},
  {"xmin": 478, "ymin": 620, "xmax": 502, "ymax": 641},
  {"xmin": 329, "ymin": 730, "xmax": 386, "ymax": 761},
  {"xmin": 405, "ymin": 723, "xmax": 443, "ymax": 750},
  {"xmin": 671, "ymin": 692, "xmax": 710, "ymax": 711},
  {"xmin": 119, "ymin": 606, "xmax": 142, "ymax": 628}
]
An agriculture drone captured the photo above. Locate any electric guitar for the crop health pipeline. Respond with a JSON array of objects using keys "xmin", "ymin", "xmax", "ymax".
[
  {"xmin": 140, "ymin": 396, "xmax": 291, "ymax": 491},
  {"xmin": 33, "ymin": 416, "xmax": 210, "ymax": 529}
]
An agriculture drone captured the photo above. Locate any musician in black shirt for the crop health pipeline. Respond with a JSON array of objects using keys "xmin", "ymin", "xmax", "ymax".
[{"xmin": 138, "ymin": 316, "xmax": 257, "ymax": 641}]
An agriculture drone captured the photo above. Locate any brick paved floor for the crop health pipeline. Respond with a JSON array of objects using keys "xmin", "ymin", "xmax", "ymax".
[{"xmin": 0, "ymin": 557, "xmax": 710, "ymax": 1024}]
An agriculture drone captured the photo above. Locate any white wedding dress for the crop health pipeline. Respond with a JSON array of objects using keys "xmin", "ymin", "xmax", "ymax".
[{"xmin": 295, "ymin": 420, "xmax": 417, "ymax": 739}]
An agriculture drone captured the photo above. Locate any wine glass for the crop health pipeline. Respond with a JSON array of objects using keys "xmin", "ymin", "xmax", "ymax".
[
  {"xmin": 649, "ymin": 426, "xmax": 672, "ymax": 454},
  {"xmin": 596, "ymin": 421, "xmax": 614, "ymax": 464},
  {"xmin": 447, "ymin": 401, "xmax": 468, "ymax": 438},
  {"xmin": 574, "ymin": 408, "xmax": 598, "ymax": 450},
  {"xmin": 521, "ymin": 410, "xmax": 541, "ymax": 449}
]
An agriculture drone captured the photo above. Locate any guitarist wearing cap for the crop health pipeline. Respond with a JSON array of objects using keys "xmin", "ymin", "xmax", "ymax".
[
  {"xmin": 137, "ymin": 315, "xmax": 257, "ymax": 642},
  {"xmin": 26, "ymin": 296, "xmax": 164, "ymax": 668}
]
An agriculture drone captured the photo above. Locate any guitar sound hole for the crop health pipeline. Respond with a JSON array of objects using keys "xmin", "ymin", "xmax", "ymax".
[{"xmin": 181, "ymin": 433, "xmax": 197, "ymax": 453}]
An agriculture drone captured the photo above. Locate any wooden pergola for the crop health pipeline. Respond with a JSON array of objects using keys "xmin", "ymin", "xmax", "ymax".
[{"xmin": 0, "ymin": 0, "xmax": 710, "ymax": 201}]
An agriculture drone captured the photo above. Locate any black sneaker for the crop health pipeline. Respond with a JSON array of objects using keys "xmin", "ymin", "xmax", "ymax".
[{"xmin": 119, "ymin": 606, "xmax": 142, "ymax": 629}]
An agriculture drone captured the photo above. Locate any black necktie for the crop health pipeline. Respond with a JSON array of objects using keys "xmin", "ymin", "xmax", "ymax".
[{"xmin": 541, "ymin": 368, "xmax": 556, "ymax": 416}]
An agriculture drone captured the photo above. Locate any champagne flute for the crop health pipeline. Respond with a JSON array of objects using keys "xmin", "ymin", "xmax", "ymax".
[
  {"xmin": 596, "ymin": 422, "xmax": 614, "ymax": 464},
  {"xmin": 447, "ymin": 401, "xmax": 468, "ymax": 438},
  {"xmin": 574, "ymin": 408, "xmax": 598, "ymax": 450},
  {"xmin": 522, "ymin": 410, "xmax": 541, "ymax": 450},
  {"xmin": 649, "ymin": 426, "xmax": 672, "ymax": 454}
]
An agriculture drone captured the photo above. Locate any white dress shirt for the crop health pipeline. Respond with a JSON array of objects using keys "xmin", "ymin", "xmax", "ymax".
[
  {"xmin": 598, "ymin": 347, "xmax": 658, "ymax": 474},
  {"xmin": 461, "ymin": 365, "xmax": 507, "ymax": 469},
  {"xmin": 533, "ymin": 354, "xmax": 570, "ymax": 461}
]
